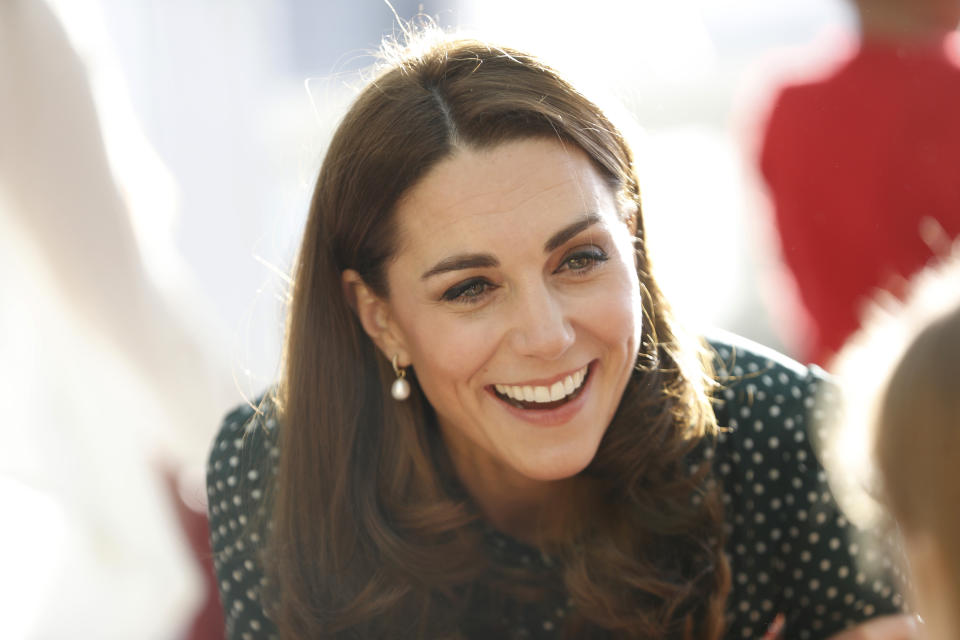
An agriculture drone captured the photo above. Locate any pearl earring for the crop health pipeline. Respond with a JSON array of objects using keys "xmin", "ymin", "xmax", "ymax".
[{"xmin": 391, "ymin": 354, "xmax": 410, "ymax": 401}]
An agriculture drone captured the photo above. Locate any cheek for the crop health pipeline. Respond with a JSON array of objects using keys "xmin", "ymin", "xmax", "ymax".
[
  {"xmin": 585, "ymin": 261, "xmax": 643, "ymax": 347},
  {"xmin": 401, "ymin": 311, "xmax": 501, "ymax": 393}
]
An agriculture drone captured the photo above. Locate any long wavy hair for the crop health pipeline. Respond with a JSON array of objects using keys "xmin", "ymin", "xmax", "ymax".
[{"xmin": 268, "ymin": 30, "xmax": 730, "ymax": 639}]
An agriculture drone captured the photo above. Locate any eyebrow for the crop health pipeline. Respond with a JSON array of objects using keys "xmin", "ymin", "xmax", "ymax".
[
  {"xmin": 421, "ymin": 253, "xmax": 500, "ymax": 280},
  {"xmin": 420, "ymin": 213, "xmax": 602, "ymax": 280},
  {"xmin": 544, "ymin": 213, "xmax": 601, "ymax": 253}
]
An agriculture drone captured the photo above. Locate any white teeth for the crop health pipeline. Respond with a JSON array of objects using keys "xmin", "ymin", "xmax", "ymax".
[
  {"xmin": 494, "ymin": 364, "xmax": 589, "ymax": 404},
  {"xmin": 549, "ymin": 381, "xmax": 565, "ymax": 401}
]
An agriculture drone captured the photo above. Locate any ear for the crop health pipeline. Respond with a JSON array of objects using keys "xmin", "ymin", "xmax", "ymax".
[
  {"xmin": 624, "ymin": 204, "xmax": 639, "ymax": 237},
  {"xmin": 341, "ymin": 269, "xmax": 412, "ymax": 367}
]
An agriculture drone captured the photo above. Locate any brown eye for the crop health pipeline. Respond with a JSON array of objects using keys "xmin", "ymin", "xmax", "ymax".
[
  {"xmin": 559, "ymin": 248, "xmax": 608, "ymax": 274},
  {"xmin": 441, "ymin": 278, "xmax": 496, "ymax": 303}
]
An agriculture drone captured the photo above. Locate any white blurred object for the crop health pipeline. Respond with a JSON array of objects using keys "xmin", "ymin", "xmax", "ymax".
[
  {"xmin": 0, "ymin": 200, "xmax": 203, "ymax": 640},
  {"xmin": 0, "ymin": 0, "xmax": 238, "ymax": 636}
]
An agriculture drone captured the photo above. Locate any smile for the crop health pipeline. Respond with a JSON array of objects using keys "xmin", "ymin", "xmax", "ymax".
[{"xmin": 492, "ymin": 363, "xmax": 590, "ymax": 409}]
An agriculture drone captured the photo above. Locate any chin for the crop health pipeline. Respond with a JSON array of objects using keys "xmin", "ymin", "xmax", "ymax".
[{"xmin": 521, "ymin": 449, "xmax": 597, "ymax": 482}]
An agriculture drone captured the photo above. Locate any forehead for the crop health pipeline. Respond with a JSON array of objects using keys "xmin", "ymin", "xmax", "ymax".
[{"xmin": 392, "ymin": 138, "xmax": 619, "ymax": 260}]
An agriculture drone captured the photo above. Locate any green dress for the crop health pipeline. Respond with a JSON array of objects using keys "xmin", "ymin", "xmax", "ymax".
[{"xmin": 206, "ymin": 333, "xmax": 903, "ymax": 639}]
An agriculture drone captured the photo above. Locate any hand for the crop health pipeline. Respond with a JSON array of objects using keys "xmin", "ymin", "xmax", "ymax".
[{"xmin": 827, "ymin": 615, "xmax": 919, "ymax": 640}]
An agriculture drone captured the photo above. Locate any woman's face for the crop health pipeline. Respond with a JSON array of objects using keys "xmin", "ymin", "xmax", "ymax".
[{"xmin": 361, "ymin": 137, "xmax": 642, "ymax": 488}]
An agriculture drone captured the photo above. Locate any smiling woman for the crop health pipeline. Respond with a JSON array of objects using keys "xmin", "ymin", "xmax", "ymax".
[
  {"xmin": 345, "ymin": 140, "xmax": 642, "ymax": 492},
  {"xmin": 206, "ymin": 28, "xmax": 907, "ymax": 640}
]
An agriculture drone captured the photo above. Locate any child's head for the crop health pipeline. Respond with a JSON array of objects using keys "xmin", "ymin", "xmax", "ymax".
[{"xmin": 875, "ymin": 302, "xmax": 960, "ymax": 640}]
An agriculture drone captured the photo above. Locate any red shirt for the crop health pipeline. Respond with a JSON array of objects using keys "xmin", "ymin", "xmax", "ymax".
[{"xmin": 760, "ymin": 33, "xmax": 960, "ymax": 365}]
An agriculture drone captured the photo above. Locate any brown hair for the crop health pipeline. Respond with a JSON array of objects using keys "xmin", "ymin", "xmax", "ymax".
[
  {"xmin": 875, "ymin": 302, "xmax": 960, "ymax": 604},
  {"xmin": 269, "ymin": 30, "xmax": 729, "ymax": 639}
]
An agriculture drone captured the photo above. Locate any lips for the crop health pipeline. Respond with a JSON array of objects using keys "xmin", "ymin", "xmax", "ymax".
[{"xmin": 491, "ymin": 363, "xmax": 590, "ymax": 410}]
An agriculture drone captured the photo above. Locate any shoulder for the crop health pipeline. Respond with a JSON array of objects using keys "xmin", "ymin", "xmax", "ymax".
[
  {"xmin": 702, "ymin": 333, "xmax": 903, "ymax": 636},
  {"xmin": 704, "ymin": 330, "xmax": 837, "ymax": 472},
  {"xmin": 207, "ymin": 395, "xmax": 280, "ymax": 526},
  {"xmin": 701, "ymin": 329, "xmax": 834, "ymax": 471},
  {"xmin": 705, "ymin": 329, "xmax": 832, "ymax": 409},
  {"xmin": 206, "ymin": 393, "xmax": 280, "ymax": 639}
]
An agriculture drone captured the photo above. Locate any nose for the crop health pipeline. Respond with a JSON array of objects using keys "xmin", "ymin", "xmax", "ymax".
[{"xmin": 507, "ymin": 281, "xmax": 575, "ymax": 360}]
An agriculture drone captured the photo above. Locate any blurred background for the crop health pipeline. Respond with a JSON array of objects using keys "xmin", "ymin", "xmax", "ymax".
[
  {"xmin": 8, "ymin": 0, "xmax": 944, "ymax": 637},
  {"xmin": 40, "ymin": 0, "xmax": 857, "ymax": 391}
]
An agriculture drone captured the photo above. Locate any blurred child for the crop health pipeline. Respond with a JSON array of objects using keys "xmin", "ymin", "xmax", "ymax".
[
  {"xmin": 827, "ymin": 246, "xmax": 960, "ymax": 640},
  {"xmin": 874, "ymin": 302, "xmax": 960, "ymax": 640}
]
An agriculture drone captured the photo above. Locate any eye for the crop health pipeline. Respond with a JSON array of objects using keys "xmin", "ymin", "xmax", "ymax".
[
  {"xmin": 441, "ymin": 277, "xmax": 497, "ymax": 304},
  {"xmin": 557, "ymin": 247, "xmax": 609, "ymax": 274}
]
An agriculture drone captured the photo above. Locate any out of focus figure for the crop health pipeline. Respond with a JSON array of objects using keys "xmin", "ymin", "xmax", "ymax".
[
  {"xmin": 0, "ymin": 1, "xmax": 234, "ymax": 637},
  {"xmin": 757, "ymin": 0, "xmax": 960, "ymax": 366},
  {"xmin": 828, "ymin": 247, "xmax": 960, "ymax": 640},
  {"xmin": 874, "ymin": 294, "xmax": 960, "ymax": 640}
]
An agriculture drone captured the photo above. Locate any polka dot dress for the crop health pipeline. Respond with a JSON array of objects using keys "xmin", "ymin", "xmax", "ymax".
[
  {"xmin": 707, "ymin": 334, "xmax": 903, "ymax": 638},
  {"xmin": 206, "ymin": 334, "xmax": 904, "ymax": 639}
]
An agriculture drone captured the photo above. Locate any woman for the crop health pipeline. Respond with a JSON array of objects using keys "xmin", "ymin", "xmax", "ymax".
[{"xmin": 207, "ymin": 32, "xmax": 907, "ymax": 639}]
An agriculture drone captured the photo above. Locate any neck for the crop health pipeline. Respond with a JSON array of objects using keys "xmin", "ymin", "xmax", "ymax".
[
  {"xmin": 445, "ymin": 443, "xmax": 583, "ymax": 546},
  {"xmin": 856, "ymin": 3, "xmax": 956, "ymax": 45},
  {"xmin": 479, "ymin": 483, "xmax": 568, "ymax": 545}
]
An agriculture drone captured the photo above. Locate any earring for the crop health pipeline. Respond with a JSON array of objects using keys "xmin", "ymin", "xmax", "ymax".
[{"xmin": 391, "ymin": 354, "xmax": 410, "ymax": 401}]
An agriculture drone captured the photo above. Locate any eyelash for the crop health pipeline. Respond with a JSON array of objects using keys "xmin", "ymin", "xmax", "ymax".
[
  {"xmin": 440, "ymin": 247, "xmax": 609, "ymax": 304},
  {"xmin": 441, "ymin": 277, "xmax": 494, "ymax": 303},
  {"xmin": 561, "ymin": 247, "xmax": 609, "ymax": 274}
]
